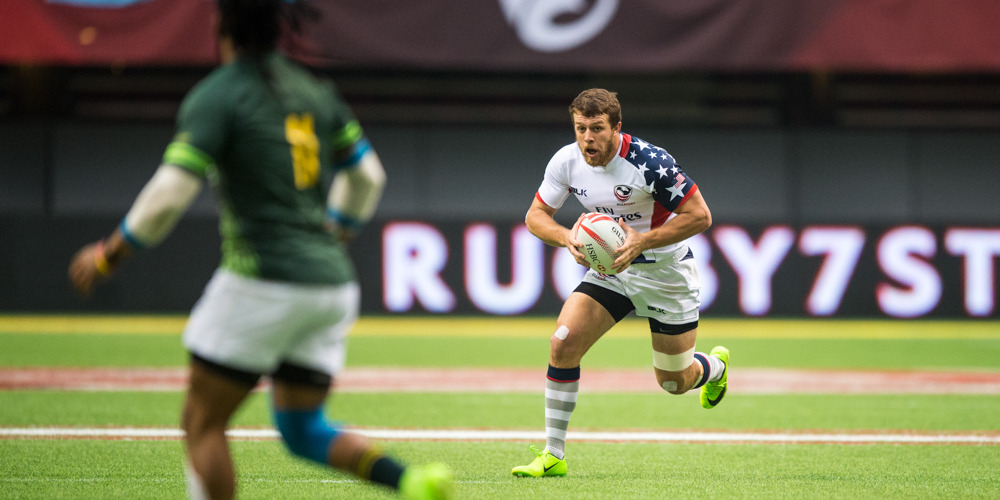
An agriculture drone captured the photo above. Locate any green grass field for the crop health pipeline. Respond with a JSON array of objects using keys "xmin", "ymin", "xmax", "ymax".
[{"xmin": 2, "ymin": 316, "xmax": 1000, "ymax": 499}]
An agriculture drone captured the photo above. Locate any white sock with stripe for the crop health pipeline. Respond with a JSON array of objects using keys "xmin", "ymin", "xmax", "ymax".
[
  {"xmin": 706, "ymin": 353, "xmax": 725, "ymax": 382},
  {"xmin": 543, "ymin": 365, "xmax": 580, "ymax": 460},
  {"xmin": 693, "ymin": 352, "xmax": 726, "ymax": 387}
]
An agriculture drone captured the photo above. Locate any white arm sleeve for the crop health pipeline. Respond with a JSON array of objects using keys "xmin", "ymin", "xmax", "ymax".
[
  {"xmin": 121, "ymin": 164, "xmax": 203, "ymax": 248},
  {"xmin": 535, "ymin": 146, "xmax": 573, "ymax": 210},
  {"xmin": 328, "ymin": 149, "xmax": 387, "ymax": 225}
]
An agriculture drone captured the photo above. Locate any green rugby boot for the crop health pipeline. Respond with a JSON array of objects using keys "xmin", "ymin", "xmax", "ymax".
[
  {"xmin": 511, "ymin": 446, "xmax": 567, "ymax": 477},
  {"xmin": 399, "ymin": 462, "xmax": 454, "ymax": 500},
  {"xmin": 700, "ymin": 346, "xmax": 729, "ymax": 409}
]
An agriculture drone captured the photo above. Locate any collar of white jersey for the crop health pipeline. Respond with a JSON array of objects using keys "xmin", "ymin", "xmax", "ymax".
[
  {"xmin": 604, "ymin": 132, "xmax": 629, "ymax": 168},
  {"xmin": 616, "ymin": 132, "xmax": 629, "ymax": 159}
]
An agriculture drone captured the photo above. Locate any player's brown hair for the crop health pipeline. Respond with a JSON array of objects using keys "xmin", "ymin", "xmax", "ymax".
[{"xmin": 569, "ymin": 89, "xmax": 622, "ymax": 127}]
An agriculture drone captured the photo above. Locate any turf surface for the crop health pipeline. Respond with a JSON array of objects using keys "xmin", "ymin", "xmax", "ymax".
[
  {"xmin": 2, "ymin": 440, "xmax": 999, "ymax": 499},
  {"xmin": 4, "ymin": 316, "xmax": 999, "ymax": 339},
  {"xmin": 2, "ymin": 391, "xmax": 998, "ymax": 431},
  {"xmin": 3, "ymin": 333, "xmax": 1000, "ymax": 370},
  {"xmin": 3, "ymin": 317, "xmax": 1000, "ymax": 499}
]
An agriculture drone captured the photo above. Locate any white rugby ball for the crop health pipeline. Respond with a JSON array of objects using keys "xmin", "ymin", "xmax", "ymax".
[{"xmin": 576, "ymin": 213, "xmax": 626, "ymax": 274}]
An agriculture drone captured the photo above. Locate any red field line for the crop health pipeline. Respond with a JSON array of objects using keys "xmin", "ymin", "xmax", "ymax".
[
  {"xmin": 3, "ymin": 427, "xmax": 999, "ymax": 445},
  {"xmin": 2, "ymin": 367, "xmax": 1000, "ymax": 394}
]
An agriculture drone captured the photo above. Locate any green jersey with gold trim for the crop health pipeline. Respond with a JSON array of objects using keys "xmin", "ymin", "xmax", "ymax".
[{"xmin": 163, "ymin": 52, "xmax": 366, "ymax": 285}]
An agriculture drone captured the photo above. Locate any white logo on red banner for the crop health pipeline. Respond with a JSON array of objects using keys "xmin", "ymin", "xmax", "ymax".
[{"xmin": 499, "ymin": 0, "xmax": 619, "ymax": 53}]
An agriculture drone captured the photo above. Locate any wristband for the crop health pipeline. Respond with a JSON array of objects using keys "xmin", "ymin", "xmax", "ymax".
[
  {"xmin": 118, "ymin": 219, "xmax": 147, "ymax": 251},
  {"xmin": 326, "ymin": 209, "xmax": 366, "ymax": 233},
  {"xmin": 93, "ymin": 240, "xmax": 112, "ymax": 276}
]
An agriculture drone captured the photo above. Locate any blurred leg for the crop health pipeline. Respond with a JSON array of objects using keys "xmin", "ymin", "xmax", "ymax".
[
  {"xmin": 270, "ymin": 376, "xmax": 364, "ymax": 468},
  {"xmin": 272, "ymin": 374, "xmax": 451, "ymax": 498},
  {"xmin": 271, "ymin": 369, "xmax": 404, "ymax": 487},
  {"xmin": 181, "ymin": 359, "xmax": 257, "ymax": 500}
]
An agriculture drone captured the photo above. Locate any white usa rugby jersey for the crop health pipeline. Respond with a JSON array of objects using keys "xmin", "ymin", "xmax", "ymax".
[{"xmin": 534, "ymin": 133, "xmax": 698, "ymax": 264}]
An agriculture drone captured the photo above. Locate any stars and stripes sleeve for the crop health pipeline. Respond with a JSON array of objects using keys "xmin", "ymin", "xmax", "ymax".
[{"xmin": 649, "ymin": 157, "xmax": 698, "ymax": 213}]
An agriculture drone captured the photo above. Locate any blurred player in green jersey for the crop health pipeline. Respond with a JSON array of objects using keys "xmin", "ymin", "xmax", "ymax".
[{"xmin": 68, "ymin": 1, "xmax": 451, "ymax": 499}]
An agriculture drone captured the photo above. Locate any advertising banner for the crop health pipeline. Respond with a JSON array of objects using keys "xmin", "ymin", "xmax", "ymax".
[
  {"xmin": 351, "ymin": 220, "xmax": 1000, "ymax": 318},
  {"xmin": 3, "ymin": 0, "xmax": 1000, "ymax": 72},
  {"xmin": 0, "ymin": 0, "xmax": 217, "ymax": 65}
]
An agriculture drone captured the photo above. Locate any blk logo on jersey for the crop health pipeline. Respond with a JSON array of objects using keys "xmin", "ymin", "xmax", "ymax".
[
  {"xmin": 614, "ymin": 185, "xmax": 632, "ymax": 202},
  {"xmin": 569, "ymin": 186, "xmax": 588, "ymax": 197}
]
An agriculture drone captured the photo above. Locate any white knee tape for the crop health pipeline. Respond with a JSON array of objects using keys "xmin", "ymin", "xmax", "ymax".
[
  {"xmin": 661, "ymin": 381, "xmax": 677, "ymax": 392},
  {"xmin": 552, "ymin": 325, "xmax": 569, "ymax": 341},
  {"xmin": 652, "ymin": 347, "xmax": 695, "ymax": 372}
]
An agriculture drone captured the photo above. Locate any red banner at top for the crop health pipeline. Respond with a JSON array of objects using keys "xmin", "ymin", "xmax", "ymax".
[
  {"xmin": 0, "ymin": 0, "xmax": 217, "ymax": 66},
  {"xmin": 3, "ymin": 0, "xmax": 1000, "ymax": 71}
]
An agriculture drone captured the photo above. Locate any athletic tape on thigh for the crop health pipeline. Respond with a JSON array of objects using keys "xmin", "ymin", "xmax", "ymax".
[{"xmin": 652, "ymin": 346, "xmax": 695, "ymax": 372}]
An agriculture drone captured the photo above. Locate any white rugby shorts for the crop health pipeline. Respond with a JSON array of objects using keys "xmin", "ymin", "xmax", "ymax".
[
  {"xmin": 183, "ymin": 269, "xmax": 360, "ymax": 377},
  {"xmin": 581, "ymin": 244, "xmax": 700, "ymax": 324}
]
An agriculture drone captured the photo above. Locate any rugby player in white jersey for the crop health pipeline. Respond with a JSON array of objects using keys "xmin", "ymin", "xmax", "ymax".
[{"xmin": 512, "ymin": 89, "xmax": 729, "ymax": 477}]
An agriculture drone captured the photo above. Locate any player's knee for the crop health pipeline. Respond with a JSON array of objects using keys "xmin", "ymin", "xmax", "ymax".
[
  {"xmin": 549, "ymin": 326, "xmax": 581, "ymax": 364},
  {"xmin": 273, "ymin": 406, "xmax": 340, "ymax": 465},
  {"xmin": 654, "ymin": 370, "xmax": 687, "ymax": 394},
  {"xmin": 181, "ymin": 405, "xmax": 199, "ymax": 436},
  {"xmin": 652, "ymin": 348, "xmax": 695, "ymax": 394},
  {"xmin": 181, "ymin": 400, "xmax": 221, "ymax": 438},
  {"xmin": 550, "ymin": 325, "xmax": 570, "ymax": 343}
]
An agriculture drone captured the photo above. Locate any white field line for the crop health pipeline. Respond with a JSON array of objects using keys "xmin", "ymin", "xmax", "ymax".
[
  {"xmin": 2, "ymin": 427, "xmax": 998, "ymax": 445},
  {"xmin": 0, "ymin": 478, "xmax": 504, "ymax": 484}
]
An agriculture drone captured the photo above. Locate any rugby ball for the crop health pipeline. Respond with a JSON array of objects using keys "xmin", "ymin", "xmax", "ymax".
[{"xmin": 576, "ymin": 213, "xmax": 626, "ymax": 274}]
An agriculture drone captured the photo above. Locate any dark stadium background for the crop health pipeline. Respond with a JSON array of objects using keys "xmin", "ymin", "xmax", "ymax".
[{"xmin": 1, "ymin": 0, "xmax": 998, "ymax": 318}]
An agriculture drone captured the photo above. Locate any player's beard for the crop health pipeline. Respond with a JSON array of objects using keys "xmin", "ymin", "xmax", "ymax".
[{"xmin": 583, "ymin": 139, "xmax": 616, "ymax": 167}]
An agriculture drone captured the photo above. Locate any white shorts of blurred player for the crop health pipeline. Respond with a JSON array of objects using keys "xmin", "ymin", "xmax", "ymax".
[
  {"xmin": 183, "ymin": 269, "xmax": 360, "ymax": 377},
  {"xmin": 581, "ymin": 244, "xmax": 700, "ymax": 325}
]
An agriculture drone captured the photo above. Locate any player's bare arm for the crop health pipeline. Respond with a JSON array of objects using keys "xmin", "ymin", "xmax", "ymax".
[
  {"xmin": 612, "ymin": 189, "xmax": 712, "ymax": 272},
  {"xmin": 525, "ymin": 198, "xmax": 588, "ymax": 265},
  {"xmin": 68, "ymin": 228, "xmax": 133, "ymax": 297}
]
